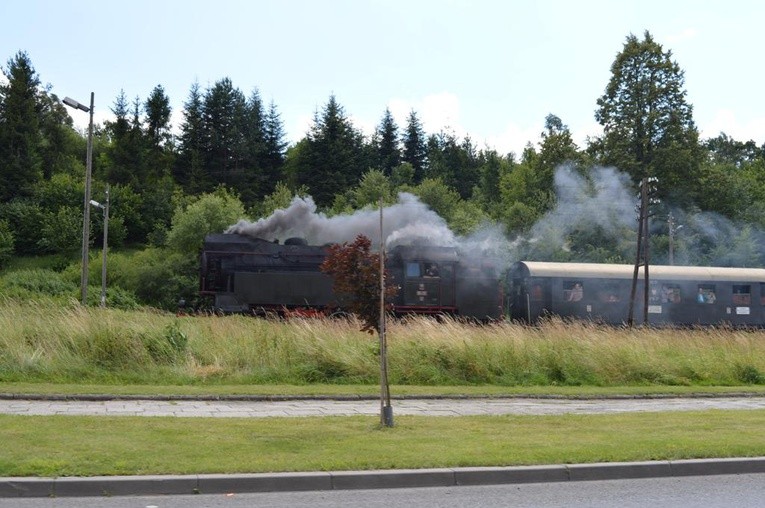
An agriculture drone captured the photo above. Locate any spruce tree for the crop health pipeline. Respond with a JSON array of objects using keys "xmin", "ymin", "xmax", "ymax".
[
  {"xmin": 401, "ymin": 109, "xmax": 427, "ymax": 183},
  {"xmin": 262, "ymin": 100, "xmax": 287, "ymax": 195},
  {"xmin": 0, "ymin": 51, "xmax": 43, "ymax": 201},
  {"xmin": 176, "ymin": 81, "xmax": 207, "ymax": 192},
  {"xmin": 373, "ymin": 108, "xmax": 400, "ymax": 176},
  {"xmin": 296, "ymin": 95, "xmax": 365, "ymax": 207},
  {"xmin": 144, "ymin": 85, "xmax": 173, "ymax": 182},
  {"xmin": 202, "ymin": 78, "xmax": 247, "ymax": 191}
]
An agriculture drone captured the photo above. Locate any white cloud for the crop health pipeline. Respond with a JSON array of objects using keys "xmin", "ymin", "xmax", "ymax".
[
  {"xmin": 665, "ymin": 27, "xmax": 698, "ymax": 44},
  {"xmin": 68, "ymin": 108, "xmax": 112, "ymax": 134},
  {"xmin": 292, "ymin": 113, "xmax": 313, "ymax": 141},
  {"xmin": 387, "ymin": 92, "xmax": 466, "ymax": 138},
  {"xmin": 484, "ymin": 123, "xmax": 541, "ymax": 157},
  {"xmin": 701, "ymin": 109, "xmax": 765, "ymax": 142}
]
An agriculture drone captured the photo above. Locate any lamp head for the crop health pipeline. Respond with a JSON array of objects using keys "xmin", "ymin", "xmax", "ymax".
[{"xmin": 63, "ymin": 96, "xmax": 90, "ymax": 112}]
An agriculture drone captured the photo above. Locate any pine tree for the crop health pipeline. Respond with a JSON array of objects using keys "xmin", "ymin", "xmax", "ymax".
[
  {"xmin": 104, "ymin": 90, "xmax": 132, "ymax": 185},
  {"xmin": 144, "ymin": 85, "xmax": 172, "ymax": 149},
  {"xmin": 372, "ymin": 108, "xmax": 400, "ymax": 176},
  {"xmin": 144, "ymin": 84, "xmax": 173, "ymax": 182},
  {"xmin": 401, "ymin": 109, "xmax": 427, "ymax": 183},
  {"xmin": 202, "ymin": 78, "xmax": 247, "ymax": 191},
  {"xmin": 296, "ymin": 95, "xmax": 365, "ymax": 207},
  {"xmin": 240, "ymin": 88, "xmax": 266, "ymax": 205},
  {"xmin": 262, "ymin": 100, "xmax": 287, "ymax": 195},
  {"xmin": 0, "ymin": 51, "xmax": 43, "ymax": 201},
  {"xmin": 176, "ymin": 81, "xmax": 207, "ymax": 192}
]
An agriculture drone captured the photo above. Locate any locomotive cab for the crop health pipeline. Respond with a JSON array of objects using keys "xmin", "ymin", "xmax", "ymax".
[{"xmin": 388, "ymin": 245, "xmax": 458, "ymax": 315}]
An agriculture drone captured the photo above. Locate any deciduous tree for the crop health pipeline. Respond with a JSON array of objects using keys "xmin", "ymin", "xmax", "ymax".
[{"xmin": 320, "ymin": 234, "xmax": 398, "ymax": 334}]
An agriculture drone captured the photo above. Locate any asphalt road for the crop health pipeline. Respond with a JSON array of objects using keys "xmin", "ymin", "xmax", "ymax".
[{"xmin": 3, "ymin": 473, "xmax": 764, "ymax": 507}]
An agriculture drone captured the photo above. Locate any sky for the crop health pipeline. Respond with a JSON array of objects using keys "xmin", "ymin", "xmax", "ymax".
[{"xmin": 2, "ymin": 0, "xmax": 764, "ymax": 156}]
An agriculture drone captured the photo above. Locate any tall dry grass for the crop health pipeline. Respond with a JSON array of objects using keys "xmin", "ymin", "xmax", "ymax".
[{"xmin": 1, "ymin": 297, "xmax": 764, "ymax": 386}]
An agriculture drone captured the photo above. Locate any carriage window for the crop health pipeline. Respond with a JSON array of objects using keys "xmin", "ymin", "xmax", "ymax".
[
  {"xmin": 732, "ymin": 285, "xmax": 751, "ymax": 305},
  {"xmin": 405, "ymin": 262, "xmax": 421, "ymax": 278},
  {"xmin": 530, "ymin": 283, "xmax": 543, "ymax": 301},
  {"xmin": 601, "ymin": 282, "xmax": 621, "ymax": 303},
  {"xmin": 563, "ymin": 281, "xmax": 584, "ymax": 302},
  {"xmin": 423, "ymin": 263, "xmax": 440, "ymax": 277},
  {"xmin": 661, "ymin": 284, "xmax": 681, "ymax": 304},
  {"xmin": 761, "ymin": 283, "xmax": 765, "ymax": 305},
  {"xmin": 696, "ymin": 284, "xmax": 716, "ymax": 304}
]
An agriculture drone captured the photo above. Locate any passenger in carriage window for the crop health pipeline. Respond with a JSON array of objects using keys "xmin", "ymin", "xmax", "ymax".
[
  {"xmin": 568, "ymin": 283, "xmax": 583, "ymax": 302},
  {"xmin": 697, "ymin": 288, "xmax": 705, "ymax": 303},
  {"xmin": 424, "ymin": 263, "xmax": 439, "ymax": 277}
]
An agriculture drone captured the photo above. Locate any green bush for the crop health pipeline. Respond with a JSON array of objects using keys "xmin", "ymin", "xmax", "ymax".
[
  {"xmin": 1, "ymin": 269, "xmax": 77, "ymax": 296},
  {"xmin": 88, "ymin": 248, "xmax": 197, "ymax": 310},
  {"xmin": 0, "ymin": 200, "xmax": 46, "ymax": 255},
  {"xmin": 166, "ymin": 189, "xmax": 246, "ymax": 254},
  {"xmin": 142, "ymin": 321, "xmax": 188, "ymax": 364},
  {"xmin": 0, "ymin": 219, "xmax": 14, "ymax": 269}
]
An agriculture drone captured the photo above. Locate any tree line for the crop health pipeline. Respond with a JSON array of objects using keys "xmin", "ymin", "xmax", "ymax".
[{"xmin": 1, "ymin": 30, "xmax": 765, "ymax": 287}]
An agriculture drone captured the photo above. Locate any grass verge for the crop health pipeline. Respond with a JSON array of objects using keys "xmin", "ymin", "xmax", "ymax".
[
  {"xmin": 1, "ymin": 410, "xmax": 765, "ymax": 477},
  {"xmin": 2, "ymin": 381, "xmax": 765, "ymax": 398}
]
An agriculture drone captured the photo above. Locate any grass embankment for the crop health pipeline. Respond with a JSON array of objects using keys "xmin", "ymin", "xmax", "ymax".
[
  {"xmin": 2, "ymin": 297, "xmax": 765, "ymax": 393},
  {"xmin": 2, "ymin": 410, "xmax": 764, "ymax": 477},
  {"xmin": 3, "ymin": 297, "xmax": 765, "ymax": 478}
]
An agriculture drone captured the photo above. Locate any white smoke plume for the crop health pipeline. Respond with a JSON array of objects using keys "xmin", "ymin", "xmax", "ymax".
[
  {"xmin": 511, "ymin": 164, "xmax": 636, "ymax": 259},
  {"xmin": 227, "ymin": 192, "xmax": 457, "ymax": 248}
]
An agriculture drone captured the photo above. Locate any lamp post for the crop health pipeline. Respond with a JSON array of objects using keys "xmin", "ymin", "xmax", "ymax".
[
  {"xmin": 90, "ymin": 184, "xmax": 109, "ymax": 307},
  {"xmin": 63, "ymin": 93, "xmax": 94, "ymax": 305},
  {"xmin": 668, "ymin": 213, "xmax": 683, "ymax": 266}
]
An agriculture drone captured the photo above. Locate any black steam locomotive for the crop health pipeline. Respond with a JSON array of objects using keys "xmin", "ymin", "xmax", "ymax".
[
  {"xmin": 506, "ymin": 261, "xmax": 765, "ymax": 327},
  {"xmin": 200, "ymin": 233, "xmax": 503, "ymax": 320}
]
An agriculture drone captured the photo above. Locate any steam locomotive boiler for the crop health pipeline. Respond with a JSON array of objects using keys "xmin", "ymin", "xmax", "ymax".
[{"xmin": 199, "ymin": 233, "xmax": 503, "ymax": 320}]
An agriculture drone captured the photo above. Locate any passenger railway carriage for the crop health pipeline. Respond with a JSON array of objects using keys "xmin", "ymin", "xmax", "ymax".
[{"xmin": 506, "ymin": 261, "xmax": 765, "ymax": 326}]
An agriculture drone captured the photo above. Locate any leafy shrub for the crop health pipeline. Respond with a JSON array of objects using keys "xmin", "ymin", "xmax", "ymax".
[
  {"xmin": 0, "ymin": 200, "xmax": 46, "ymax": 255},
  {"xmin": 81, "ymin": 329, "xmax": 148, "ymax": 370},
  {"xmin": 0, "ymin": 220, "xmax": 14, "ymax": 269},
  {"xmin": 142, "ymin": 321, "xmax": 188, "ymax": 364},
  {"xmin": 735, "ymin": 364, "xmax": 764, "ymax": 384},
  {"xmin": 100, "ymin": 248, "xmax": 196, "ymax": 310},
  {"xmin": 166, "ymin": 188, "xmax": 246, "ymax": 254},
  {"xmin": 1, "ymin": 269, "xmax": 76, "ymax": 296},
  {"xmin": 37, "ymin": 205, "xmax": 82, "ymax": 254}
]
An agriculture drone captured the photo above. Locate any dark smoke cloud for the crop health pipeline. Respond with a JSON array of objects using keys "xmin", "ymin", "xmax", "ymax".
[
  {"xmin": 226, "ymin": 192, "xmax": 512, "ymax": 265},
  {"xmin": 227, "ymin": 192, "xmax": 457, "ymax": 248}
]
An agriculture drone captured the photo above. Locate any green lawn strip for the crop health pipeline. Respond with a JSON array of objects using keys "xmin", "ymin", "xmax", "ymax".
[
  {"xmin": 2, "ymin": 382, "xmax": 765, "ymax": 398},
  {"xmin": 1, "ymin": 410, "xmax": 764, "ymax": 477}
]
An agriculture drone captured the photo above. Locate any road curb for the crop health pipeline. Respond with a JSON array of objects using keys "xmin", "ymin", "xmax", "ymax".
[{"xmin": 1, "ymin": 458, "xmax": 764, "ymax": 498}]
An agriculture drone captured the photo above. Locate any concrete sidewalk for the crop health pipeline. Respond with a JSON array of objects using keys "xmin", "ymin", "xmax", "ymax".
[
  {"xmin": 1, "ymin": 395, "xmax": 765, "ymax": 418},
  {"xmin": 2, "ymin": 458, "xmax": 765, "ymax": 498}
]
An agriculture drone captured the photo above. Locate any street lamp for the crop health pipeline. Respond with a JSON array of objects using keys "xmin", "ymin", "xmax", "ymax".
[
  {"xmin": 90, "ymin": 184, "xmax": 109, "ymax": 307},
  {"xmin": 668, "ymin": 213, "xmax": 684, "ymax": 266},
  {"xmin": 63, "ymin": 93, "xmax": 94, "ymax": 305}
]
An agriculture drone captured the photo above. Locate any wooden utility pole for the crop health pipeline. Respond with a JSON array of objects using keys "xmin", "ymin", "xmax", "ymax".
[
  {"xmin": 628, "ymin": 177, "xmax": 658, "ymax": 327},
  {"xmin": 379, "ymin": 197, "xmax": 393, "ymax": 427}
]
